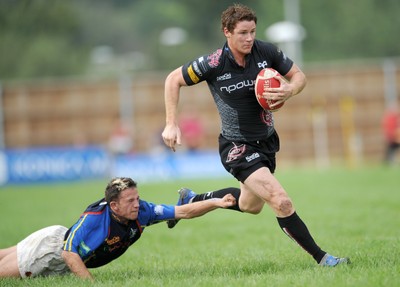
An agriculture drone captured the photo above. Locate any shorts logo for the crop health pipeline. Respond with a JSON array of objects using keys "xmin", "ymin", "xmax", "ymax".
[
  {"xmin": 246, "ymin": 152, "xmax": 260, "ymax": 162},
  {"xmin": 207, "ymin": 49, "xmax": 222, "ymax": 68},
  {"xmin": 226, "ymin": 143, "xmax": 246, "ymax": 163}
]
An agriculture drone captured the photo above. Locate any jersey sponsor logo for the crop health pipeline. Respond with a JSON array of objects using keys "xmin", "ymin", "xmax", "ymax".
[
  {"xmin": 187, "ymin": 64, "xmax": 200, "ymax": 83},
  {"xmin": 207, "ymin": 49, "xmax": 222, "ymax": 68},
  {"xmin": 220, "ymin": 80, "xmax": 254, "ymax": 94},
  {"xmin": 226, "ymin": 143, "xmax": 246, "ymax": 163},
  {"xmin": 107, "ymin": 239, "xmax": 131, "ymax": 253},
  {"xmin": 245, "ymin": 152, "xmax": 260, "ymax": 162},
  {"xmin": 216, "ymin": 73, "xmax": 231, "ymax": 81},
  {"xmin": 107, "ymin": 236, "xmax": 120, "ymax": 245},
  {"xmin": 192, "ymin": 61, "xmax": 202, "ymax": 76},
  {"xmin": 257, "ymin": 60, "xmax": 268, "ymax": 69}
]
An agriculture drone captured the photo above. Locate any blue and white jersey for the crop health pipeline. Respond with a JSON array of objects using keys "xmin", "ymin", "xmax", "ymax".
[{"xmin": 63, "ymin": 198, "xmax": 175, "ymax": 268}]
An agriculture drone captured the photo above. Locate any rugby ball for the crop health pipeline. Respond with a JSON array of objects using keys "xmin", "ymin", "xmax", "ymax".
[{"xmin": 255, "ymin": 68, "xmax": 284, "ymax": 112}]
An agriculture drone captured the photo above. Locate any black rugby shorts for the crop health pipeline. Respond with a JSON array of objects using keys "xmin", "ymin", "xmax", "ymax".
[{"xmin": 218, "ymin": 131, "xmax": 280, "ymax": 182}]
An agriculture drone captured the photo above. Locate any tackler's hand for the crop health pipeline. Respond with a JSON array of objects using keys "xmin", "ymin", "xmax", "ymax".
[{"xmin": 219, "ymin": 194, "xmax": 237, "ymax": 208}]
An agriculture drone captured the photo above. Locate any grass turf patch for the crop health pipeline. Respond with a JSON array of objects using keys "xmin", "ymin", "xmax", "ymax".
[{"xmin": 0, "ymin": 165, "xmax": 399, "ymax": 286}]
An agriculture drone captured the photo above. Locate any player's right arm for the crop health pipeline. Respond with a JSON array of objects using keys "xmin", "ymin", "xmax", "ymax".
[
  {"xmin": 137, "ymin": 194, "xmax": 236, "ymax": 226},
  {"xmin": 174, "ymin": 193, "xmax": 236, "ymax": 219},
  {"xmin": 162, "ymin": 51, "xmax": 217, "ymax": 151},
  {"xmin": 162, "ymin": 66, "xmax": 188, "ymax": 152},
  {"xmin": 61, "ymin": 250, "xmax": 93, "ymax": 281}
]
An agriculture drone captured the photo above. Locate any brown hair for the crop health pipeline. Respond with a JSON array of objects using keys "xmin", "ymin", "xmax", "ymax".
[
  {"xmin": 105, "ymin": 177, "xmax": 137, "ymax": 203},
  {"xmin": 221, "ymin": 4, "xmax": 257, "ymax": 33}
]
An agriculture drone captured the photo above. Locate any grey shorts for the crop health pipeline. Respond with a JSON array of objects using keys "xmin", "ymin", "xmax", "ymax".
[{"xmin": 17, "ymin": 225, "xmax": 70, "ymax": 278}]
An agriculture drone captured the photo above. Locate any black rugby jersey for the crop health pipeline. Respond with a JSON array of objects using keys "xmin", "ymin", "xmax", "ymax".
[{"xmin": 181, "ymin": 40, "xmax": 293, "ymax": 142}]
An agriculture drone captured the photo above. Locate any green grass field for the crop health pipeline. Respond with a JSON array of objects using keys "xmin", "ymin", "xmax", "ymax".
[{"xmin": 0, "ymin": 165, "xmax": 399, "ymax": 287}]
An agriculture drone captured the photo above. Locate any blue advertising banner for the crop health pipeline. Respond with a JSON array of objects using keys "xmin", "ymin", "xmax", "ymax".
[
  {"xmin": 1, "ymin": 146, "xmax": 109, "ymax": 185},
  {"xmin": 111, "ymin": 151, "xmax": 228, "ymax": 183},
  {"xmin": 0, "ymin": 148, "xmax": 228, "ymax": 185}
]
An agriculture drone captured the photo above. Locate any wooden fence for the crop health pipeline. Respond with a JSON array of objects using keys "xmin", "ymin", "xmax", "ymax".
[{"xmin": 2, "ymin": 59, "xmax": 399, "ymax": 167}]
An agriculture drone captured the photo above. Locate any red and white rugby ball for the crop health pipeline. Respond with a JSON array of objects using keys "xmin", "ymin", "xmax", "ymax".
[{"xmin": 255, "ymin": 68, "xmax": 284, "ymax": 112}]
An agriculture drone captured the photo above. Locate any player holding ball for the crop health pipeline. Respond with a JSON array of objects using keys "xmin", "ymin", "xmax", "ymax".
[{"xmin": 162, "ymin": 4, "xmax": 350, "ymax": 267}]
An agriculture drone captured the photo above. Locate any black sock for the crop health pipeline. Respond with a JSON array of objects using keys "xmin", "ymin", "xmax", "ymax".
[
  {"xmin": 277, "ymin": 212, "xmax": 326, "ymax": 263},
  {"xmin": 191, "ymin": 187, "xmax": 242, "ymax": 212}
]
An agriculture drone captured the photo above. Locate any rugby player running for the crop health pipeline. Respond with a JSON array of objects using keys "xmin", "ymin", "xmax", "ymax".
[{"xmin": 162, "ymin": 4, "xmax": 350, "ymax": 267}]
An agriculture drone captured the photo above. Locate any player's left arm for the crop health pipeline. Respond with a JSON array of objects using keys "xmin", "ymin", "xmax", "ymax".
[
  {"xmin": 162, "ymin": 66, "xmax": 187, "ymax": 152},
  {"xmin": 280, "ymin": 63, "xmax": 307, "ymax": 99},
  {"xmin": 266, "ymin": 64, "xmax": 306, "ymax": 109}
]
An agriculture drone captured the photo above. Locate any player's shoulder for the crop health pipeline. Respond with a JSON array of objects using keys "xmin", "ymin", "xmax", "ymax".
[
  {"xmin": 193, "ymin": 46, "xmax": 226, "ymax": 73},
  {"xmin": 182, "ymin": 46, "xmax": 226, "ymax": 85},
  {"xmin": 138, "ymin": 199, "xmax": 152, "ymax": 212},
  {"xmin": 205, "ymin": 47, "xmax": 225, "ymax": 68},
  {"xmin": 137, "ymin": 200, "xmax": 156, "ymax": 225},
  {"xmin": 252, "ymin": 39, "xmax": 291, "ymax": 68},
  {"xmin": 83, "ymin": 198, "xmax": 108, "ymax": 214},
  {"xmin": 253, "ymin": 39, "xmax": 280, "ymax": 53}
]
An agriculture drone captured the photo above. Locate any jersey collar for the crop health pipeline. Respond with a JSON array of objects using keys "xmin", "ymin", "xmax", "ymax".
[{"xmin": 223, "ymin": 42, "xmax": 251, "ymax": 68}]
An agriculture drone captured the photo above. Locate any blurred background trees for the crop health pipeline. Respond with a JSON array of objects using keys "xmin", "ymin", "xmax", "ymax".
[{"xmin": 0, "ymin": 0, "xmax": 399, "ymax": 80}]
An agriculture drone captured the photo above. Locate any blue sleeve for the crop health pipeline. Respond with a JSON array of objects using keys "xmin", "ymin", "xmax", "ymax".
[
  {"xmin": 137, "ymin": 200, "xmax": 175, "ymax": 226},
  {"xmin": 63, "ymin": 212, "xmax": 109, "ymax": 259}
]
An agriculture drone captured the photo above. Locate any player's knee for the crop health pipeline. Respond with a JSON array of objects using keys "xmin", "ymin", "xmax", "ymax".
[{"xmin": 277, "ymin": 198, "xmax": 293, "ymax": 216}]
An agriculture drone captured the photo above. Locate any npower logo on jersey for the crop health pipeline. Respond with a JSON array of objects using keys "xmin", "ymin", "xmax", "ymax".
[{"xmin": 220, "ymin": 79, "xmax": 254, "ymax": 94}]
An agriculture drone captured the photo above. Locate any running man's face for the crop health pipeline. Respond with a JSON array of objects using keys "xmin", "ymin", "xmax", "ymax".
[
  {"xmin": 224, "ymin": 20, "xmax": 256, "ymax": 55},
  {"xmin": 111, "ymin": 187, "xmax": 140, "ymax": 222}
]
